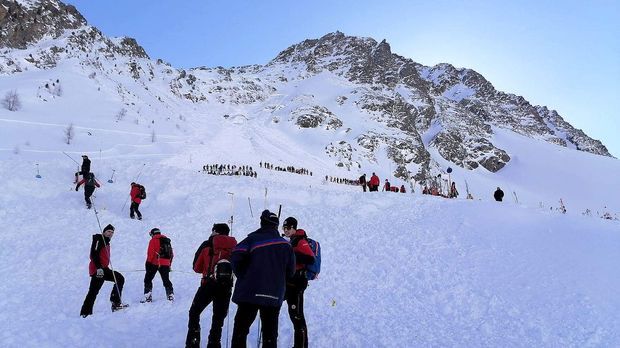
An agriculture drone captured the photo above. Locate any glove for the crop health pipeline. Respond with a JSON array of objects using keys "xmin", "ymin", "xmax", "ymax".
[
  {"xmin": 96, "ymin": 268, "xmax": 104, "ymax": 278},
  {"xmin": 75, "ymin": 186, "xmax": 79, "ymax": 191}
]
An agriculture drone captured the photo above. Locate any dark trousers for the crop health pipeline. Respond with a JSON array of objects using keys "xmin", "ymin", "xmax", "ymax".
[
  {"xmin": 130, "ymin": 201, "xmax": 142, "ymax": 218},
  {"xmin": 80, "ymin": 268, "xmax": 124, "ymax": 316},
  {"xmin": 285, "ymin": 284, "xmax": 308, "ymax": 348},
  {"xmin": 84, "ymin": 186, "xmax": 95, "ymax": 205},
  {"xmin": 231, "ymin": 303, "xmax": 280, "ymax": 348},
  {"xmin": 362, "ymin": 183, "xmax": 367, "ymax": 192},
  {"xmin": 144, "ymin": 263, "xmax": 173, "ymax": 295},
  {"xmin": 186, "ymin": 280, "xmax": 233, "ymax": 348}
]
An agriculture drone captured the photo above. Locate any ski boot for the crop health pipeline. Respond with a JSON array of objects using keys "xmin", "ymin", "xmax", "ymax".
[
  {"xmin": 111, "ymin": 302, "xmax": 129, "ymax": 312},
  {"xmin": 87, "ymin": 203, "xmax": 92, "ymax": 209},
  {"xmin": 167, "ymin": 293, "xmax": 174, "ymax": 302},
  {"xmin": 140, "ymin": 292, "xmax": 152, "ymax": 303}
]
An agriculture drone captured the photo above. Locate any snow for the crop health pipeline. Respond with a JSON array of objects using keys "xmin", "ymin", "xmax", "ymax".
[{"xmin": 1, "ymin": 21, "xmax": 620, "ymax": 347}]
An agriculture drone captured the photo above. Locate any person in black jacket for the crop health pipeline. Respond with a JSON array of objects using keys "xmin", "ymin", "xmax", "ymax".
[
  {"xmin": 80, "ymin": 224, "xmax": 127, "ymax": 317},
  {"xmin": 494, "ymin": 187, "xmax": 504, "ymax": 202},
  {"xmin": 75, "ymin": 155, "xmax": 91, "ymax": 183},
  {"xmin": 76, "ymin": 173, "xmax": 100, "ymax": 209},
  {"xmin": 359, "ymin": 174, "xmax": 367, "ymax": 192},
  {"xmin": 230, "ymin": 210, "xmax": 295, "ymax": 348}
]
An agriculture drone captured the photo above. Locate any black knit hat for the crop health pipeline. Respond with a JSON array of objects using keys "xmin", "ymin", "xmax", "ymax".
[
  {"xmin": 149, "ymin": 228, "xmax": 161, "ymax": 236},
  {"xmin": 103, "ymin": 224, "xmax": 115, "ymax": 233},
  {"xmin": 260, "ymin": 210, "xmax": 279, "ymax": 227},
  {"xmin": 212, "ymin": 223, "xmax": 230, "ymax": 236},
  {"xmin": 283, "ymin": 216, "xmax": 298, "ymax": 229}
]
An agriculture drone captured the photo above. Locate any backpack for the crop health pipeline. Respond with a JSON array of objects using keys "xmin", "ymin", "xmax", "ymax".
[
  {"xmin": 86, "ymin": 174, "xmax": 97, "ymax": 187},
  {"xmin": 305, "ymin": 238, "xmax": 321, "ymax": 280},
  {"xmin": 158, "ymin": 237, "xmax": 173, "ymax": 259},
  {"xmin": 138, "ymin": 184, "xmax": 146, "ymax": 199},
  {"xmin": 213, "ymin": 259, "xmax": 233, "ymax": 285}
]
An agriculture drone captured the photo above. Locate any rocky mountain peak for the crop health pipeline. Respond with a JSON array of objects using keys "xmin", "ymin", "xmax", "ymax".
[{"xmin": 0, "ymin": 0, "xmax": 86, "ymax": 48}]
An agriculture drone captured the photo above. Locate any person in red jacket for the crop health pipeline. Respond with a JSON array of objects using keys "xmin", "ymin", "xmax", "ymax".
[
  {"xmin": 186, "ymin": 223, "xmax": 238, "ymax": 348},
  {"xmin": 142, "ymin": 228, "xmax": 174, "ymax": 302},
  {"xmin": 130, "ymin": 182, "xmax": 143, "ymax": 220},
  {"xmin": 400, "ymin": 184, "xmax": 406, "ymax": 193},
  {"xmin": 383, "ymin": 179, "xmax": 391, "ymax": 192},
  {"xmin": 282, "ymin": 217, "xmax": 315, "ymax": 348},
  {"xmin": 80, "ymin": 224, "xmax": 127, "ymax": 317},
  {"xmin": 368, "ymin": 172, "xmax": 380, "ymax": 192}
]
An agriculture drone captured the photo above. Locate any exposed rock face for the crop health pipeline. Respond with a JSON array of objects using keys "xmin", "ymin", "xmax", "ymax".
[
  {"xmin": 0, "ymin": 0, "xmax": 85, "ymax": 48},
  {"xmin": 1, "ymin": 2, "xmax": 612, "ymax": 182}
]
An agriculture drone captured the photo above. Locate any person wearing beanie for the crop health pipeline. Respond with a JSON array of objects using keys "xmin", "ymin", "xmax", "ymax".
[
  {"xmin": 80, "ymin": 224, "xmax": 127, "ymax": 317},
  {"xmin": 186, "ymin": 223, "xmax": 237, "ymax": 348},
  {"xmin": 494, "ymin": 187, "xmax": 504, "ymax": 202},
  {"xmin": 282, "ymin": 216, "xmax": 315, "ymax": 348},
  {"xmin": 230, "ymin": 210, "xmax": 295, "ymax": 348},
  {"xmin": 75, "ymin": 172, "xmax": 100, "ymax": 209},
  {"xmin": 141, "ymin": 228, "xmax": 174, "ymax": 303},
  {"xmin": 74, "ymin": 155, "xmax": 91, "ymax": 183},
  {"xmin": 129, "ymin": 182, "xmax": 143, "ymax": 220}
]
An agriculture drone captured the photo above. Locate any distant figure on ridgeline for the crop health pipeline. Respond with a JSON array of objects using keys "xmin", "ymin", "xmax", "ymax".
[
  {"xmin": 359, "ymin": 174, "xmax": 367, "ymax": 192},
  {"xmin": 383, "ymin": 179, "xmax": 391, "ymax": 192},
  {"xmin": 449, "ymin": 182, "xmax": 459, "ymax": 198},
  {"xmin": 494, "ymin": 187, "xmax": 504, "ymax": 202},
  {"xmin": 75, "ymin": 172, "xmax": 100, "ymax": 209},
  {"xmin": 369, "ymin": 173, "xmax": 380, "ymax": 192},
  {"xmin": 74, "ymin": 154, "xmax": 91, "ymax": 183}
]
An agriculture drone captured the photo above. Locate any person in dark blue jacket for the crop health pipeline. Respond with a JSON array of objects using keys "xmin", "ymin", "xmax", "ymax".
[{"xmin": 230, "ymin": 210, "xmax": 295, "ymax": 348}]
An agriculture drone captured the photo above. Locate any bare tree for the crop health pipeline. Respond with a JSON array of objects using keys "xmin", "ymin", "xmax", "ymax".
[
  {"xmin": 64, "ymin": 123, "xmax": 74, "ymax": 144},
  {"xmin": 116, "ymin": 108, "xmax": 127, "ymax": 121},
  {"xmin": 2, "ymin": 90, "xmax": 21, "ymax": 111}
]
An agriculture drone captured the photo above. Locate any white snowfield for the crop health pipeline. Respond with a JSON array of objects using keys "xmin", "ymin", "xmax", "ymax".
[{"xmin": 1, "ymin": 36, "xmax": 620, "ymax": 347}]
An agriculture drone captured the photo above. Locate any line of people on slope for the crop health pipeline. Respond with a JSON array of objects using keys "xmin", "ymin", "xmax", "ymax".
[
  {"xmin": 260, "ymin": 161, "xmax": 313, "ymax": 177},
  {"xmin": 203, "ymin": 164, "xmax": 257, "ymax": 178},
  {"xmin": 78, "ymin": 210, "xmax": 319, "ymax": 348}
]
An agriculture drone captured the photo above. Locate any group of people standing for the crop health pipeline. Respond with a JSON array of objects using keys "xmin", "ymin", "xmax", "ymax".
[{"xmin": 78, "ymin": 210, "xmax": 318, "ymax": 348}]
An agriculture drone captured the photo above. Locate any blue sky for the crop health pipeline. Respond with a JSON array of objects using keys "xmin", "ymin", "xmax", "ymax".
[{"xmin": 66, "ymin": 0, "xmax": 620, "ymax": 157}]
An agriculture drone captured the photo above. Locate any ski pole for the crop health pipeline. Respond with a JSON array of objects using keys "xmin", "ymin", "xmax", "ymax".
[
  {"xmin": 264, "ymin": 187, "xmax": 268, "ymax": 209},
  {"xmin": 248, "ymin": 197, "xmax": 254, "ymax": 218},
  {"xmin": 92, "ymin": 198, "xmax": 124, "ymax": 305},
  {"xmin": 35, "ymin": 163, "xmax": 42, "ymax": 178},
  {"xmin": 277, "ymin": 204, "xmax": 282, "ymax": 218},
  {"xmin": 62, "ymin": 151, "xmax": 80, "ymax": 165}
]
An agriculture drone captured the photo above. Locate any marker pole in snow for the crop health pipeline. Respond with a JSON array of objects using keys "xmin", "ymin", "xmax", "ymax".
[
  {"xmin": 228, "ymin": 192, "xmax": 234, "ymax": 235},
  {"xmin": 62, "ymin": 151, "xmax": 80, "ymax": 166},
  {"xmin": 248, "ymin": 197, "xmax": 254, "ymax": 218},
  {"xmin": 35, "ymin": 163, "xmax": 42, "ymax": 178},
  {"xmin": 92, "ymin": 198, "xmax": 124, "ymax": 305},
  {"xmin": 107, "ymin": 169, "xmax": 115, "ymax": 183},
  {"xmin": 264, "ymin": 187, "xmax": 268, "ymax": 209}
]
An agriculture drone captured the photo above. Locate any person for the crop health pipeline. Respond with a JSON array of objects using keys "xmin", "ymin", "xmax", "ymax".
[
  {"xmin": 130, "ymin": 182, "xmax": 143, "ymax": 220},
  {"xmin": 369, "ymin": 173, "xmax": 380, "ymax": 192},
  {"xmin": 75, "ymin": 172, "xmax": 100, "ymax": 209},
  {"xmin": 400, "ymin": 185, "xmax": 406, "ymax": 193},
  {"xmin": 74, "ymin": 154, "xmax": 91, "ymax": 183},
  {"xmin": 383, "ymin": 179, "xmax": 391, "ymax": 192},
  {"xmin": 494, "ymin": 187, "xmax": 504, "ymax": 202},
  {"xmin": 230, "ymin": 210, "xmax": 295, "ymax": 348},
  {"xmin": 282, "ymin": 217, "xmax": 315, "ymax": 348},
  {"xmin": 142, "ymin": 228, "xmax": 174, "ymax": 303},
  {"xmin": 359, "ymin": 174, "xmax": 367, "ymax": 192},
  {"xmin": 186, "ymin": 223, "xmax": 238, "ymax": 348},
  {"xmin": 80, "ymin": 224, "xmax": 127, "ymax": 317},
  {"xmin": 449, "ymin": 182, "xmax": 459, "ymax": 198}
]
